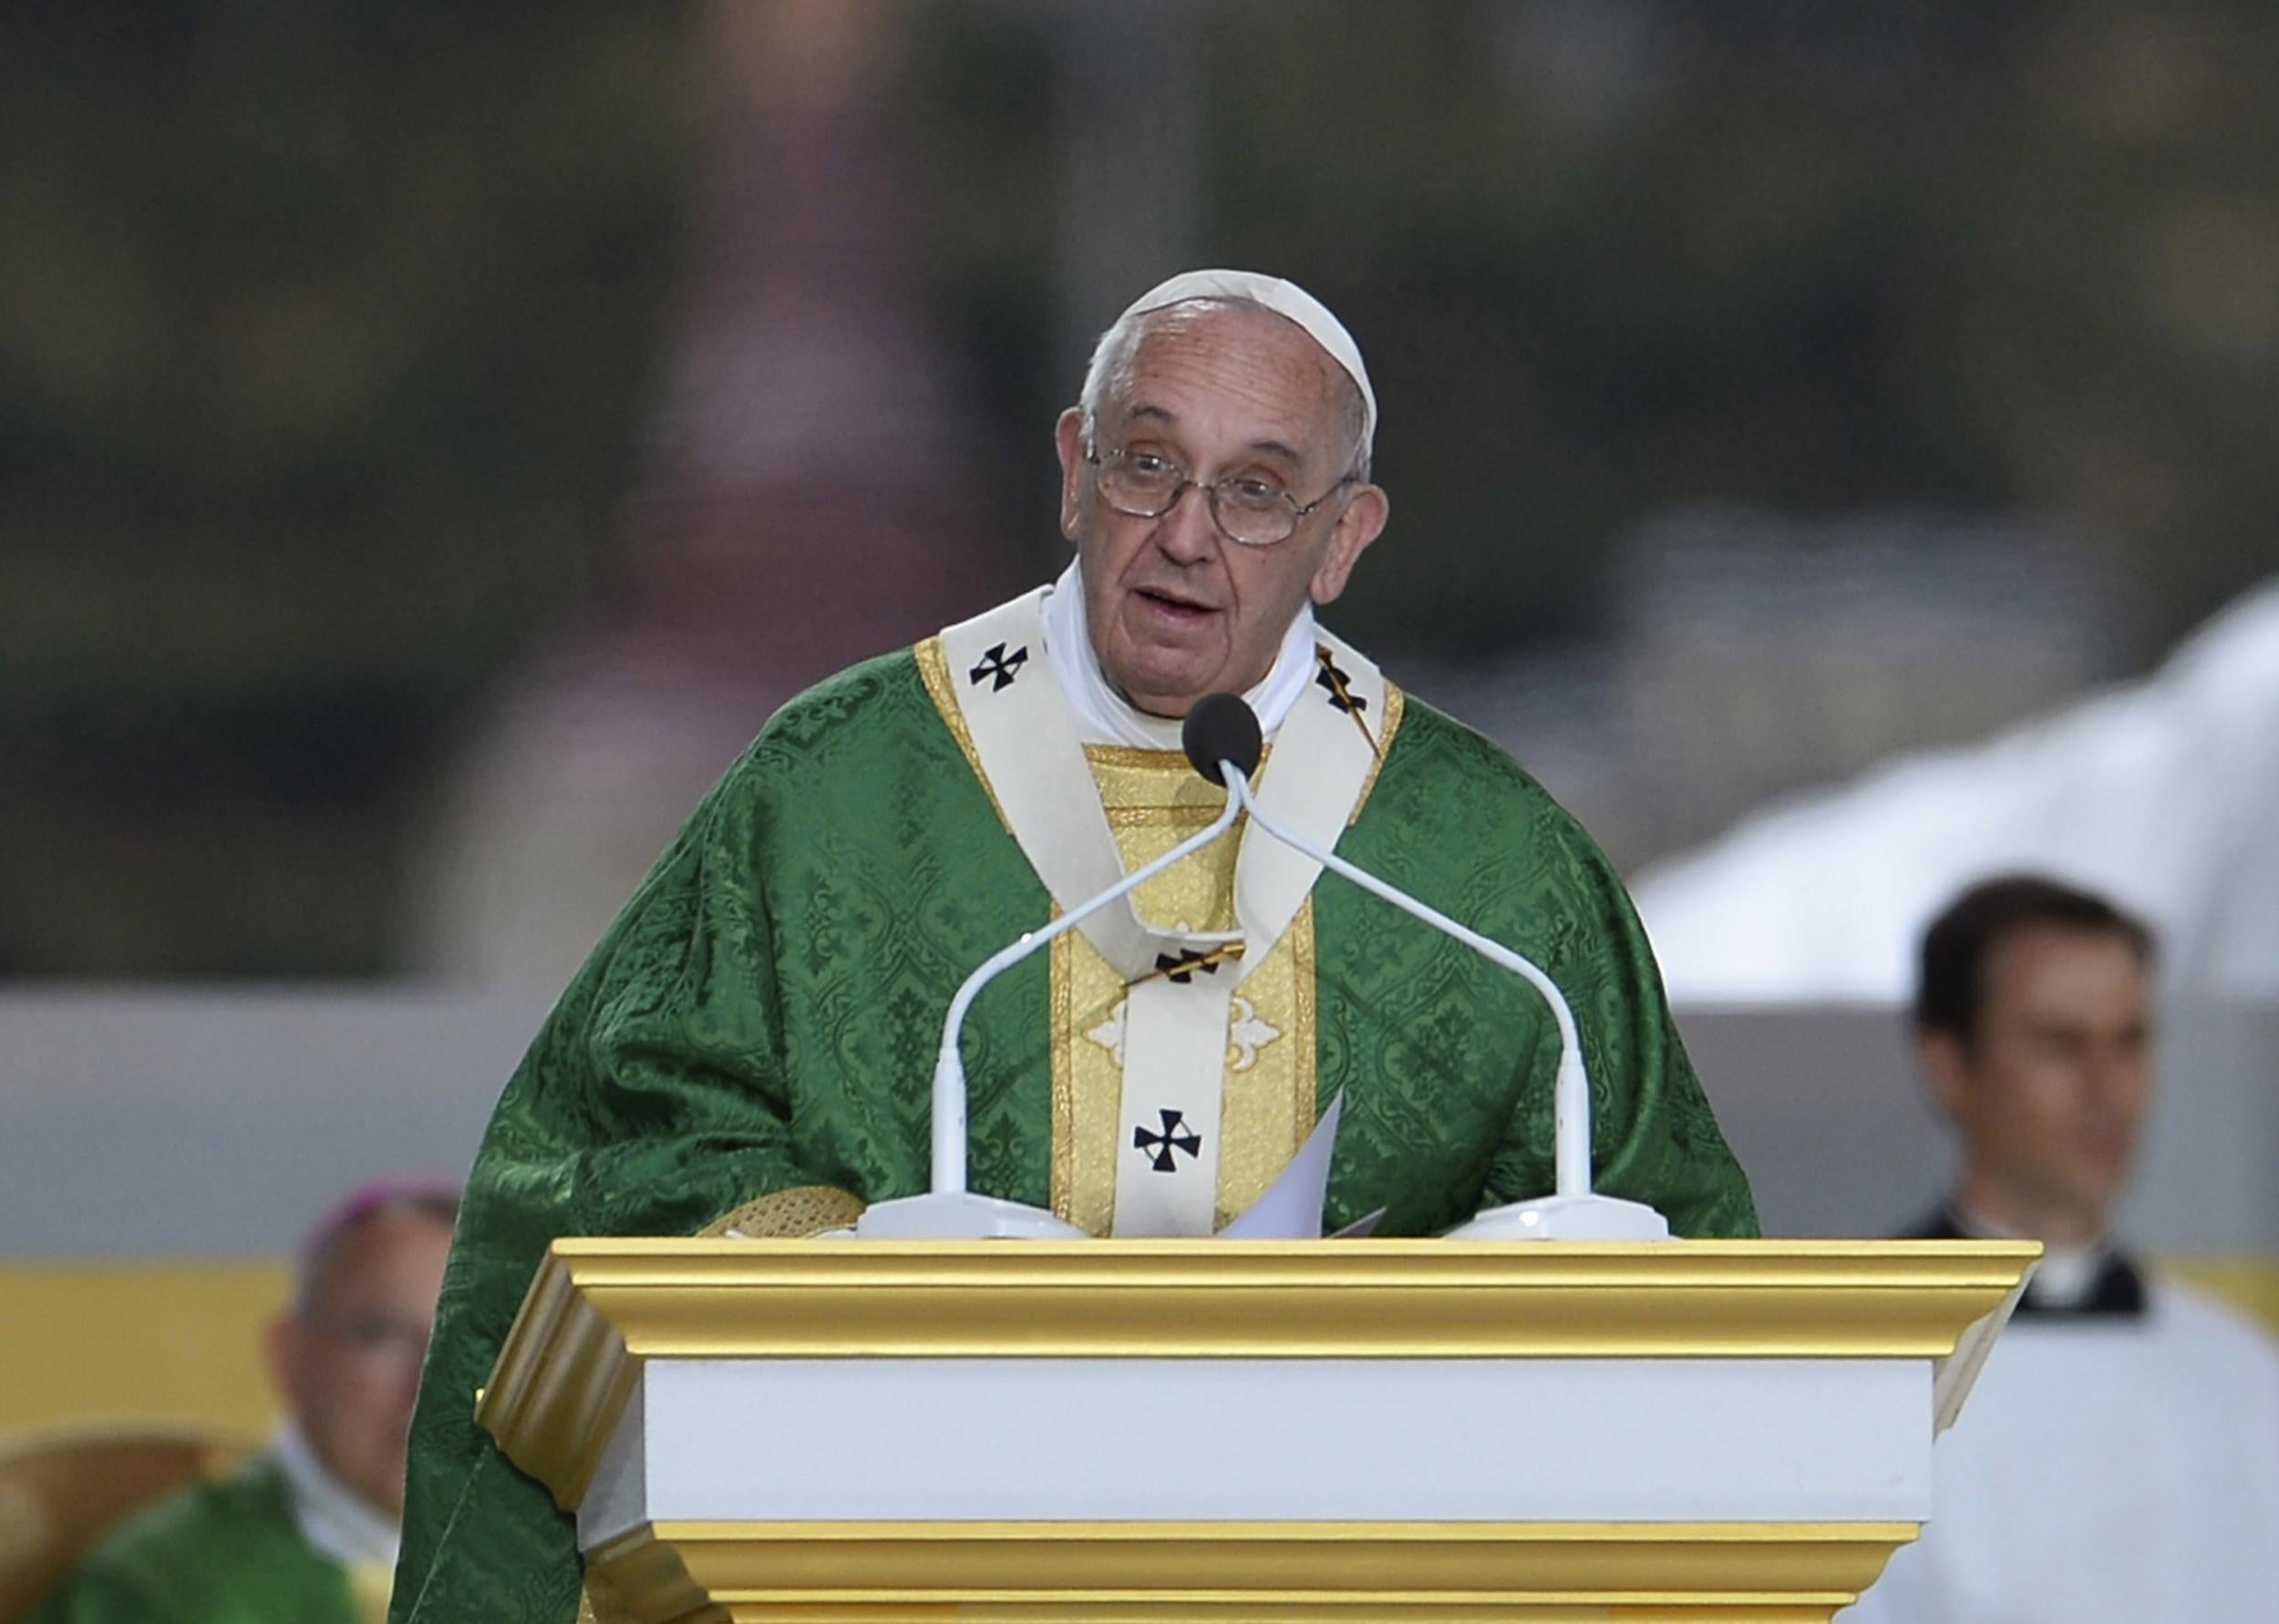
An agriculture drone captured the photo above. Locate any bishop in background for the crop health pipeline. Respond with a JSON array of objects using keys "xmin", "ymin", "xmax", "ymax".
[
  {"xmin": 389, "ymin": 270, "xmax": 1757, "ymax": 1622},
  {"xmin": 36, "ymin": 1181, "xmax": 457, "ymax": 1624}
]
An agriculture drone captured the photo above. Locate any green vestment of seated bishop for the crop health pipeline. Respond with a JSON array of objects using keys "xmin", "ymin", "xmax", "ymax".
[{"xmin": 29, "ymin": 1455, "xmax": 356, "ymax": 1624}]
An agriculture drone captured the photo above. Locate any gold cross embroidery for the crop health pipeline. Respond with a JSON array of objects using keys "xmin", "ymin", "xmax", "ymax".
[
  {"xmin": 1124, "ymin": 940, "xmax": 1247, "ymax": 990},
  {"xmin": 1315, "ymin": 647, "xmax": 1383, "ymax": 761}
]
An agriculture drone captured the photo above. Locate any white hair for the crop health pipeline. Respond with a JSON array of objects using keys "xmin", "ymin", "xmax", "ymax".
[{"xmin": 1077, "ymin": 296, "xmax": 1375, "ymax": 481}]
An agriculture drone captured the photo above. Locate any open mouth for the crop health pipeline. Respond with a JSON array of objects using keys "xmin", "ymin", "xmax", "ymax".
[{"xmin": 1135, "ymin": 586, "xmax": 1218, "ymax": 622}]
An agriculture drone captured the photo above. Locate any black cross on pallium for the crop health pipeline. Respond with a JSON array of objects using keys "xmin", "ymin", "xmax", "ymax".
[
  {"xmin": 1133, "ymin": 1108, "xmax": 1202, "ymax": 1173},
  {"xmin": 1315, "ymin": 652, "xmax": 1367, "ymax": 714},
  {"xmin": 969, "ymin": 642, "xmax": 1029, "ymax": 692},
  {"xmin": 1153, "ymin": 949, "xmax": 1222, "ymax": 985}
]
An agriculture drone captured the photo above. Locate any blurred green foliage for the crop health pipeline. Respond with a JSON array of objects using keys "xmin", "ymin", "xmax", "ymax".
[
  {"xmin": 0, "ymin": 3, "xmax": 697, "ymax": 972},
  {"xmin": 5, "ymin": 1, "xmax": 2275, "ymax": 974},
  {"xmin": 911, "ymin": 1, "xmax": 2277, "ymax": 653}
]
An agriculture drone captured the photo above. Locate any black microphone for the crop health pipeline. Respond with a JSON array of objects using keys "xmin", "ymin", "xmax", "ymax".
[{"xmin": 1181, "ymin": 692, "xmax": 1264, "ymax": 786}]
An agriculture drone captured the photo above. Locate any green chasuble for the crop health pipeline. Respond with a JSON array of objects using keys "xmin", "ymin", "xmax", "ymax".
[
  {"xmin": 389, "ymin": 644, "xmax": 1756, "ymax": 1624},
  {"xmin": 29, "ymin": 1455, "xmax": 356, "ymax": 1624}
]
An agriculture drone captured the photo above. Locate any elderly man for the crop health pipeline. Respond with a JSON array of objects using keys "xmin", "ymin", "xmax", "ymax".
[
  {"xmin": 32, "ymin": 1181, "xmax": 458, "ymax": 1624},
  {"xmin": 390, "ymin": 270, "xmax": 1755, "ymax": 1623},
  {"xmin": 1844, "ymin": 875, "xmax": 2279, "ymax": 1623}
]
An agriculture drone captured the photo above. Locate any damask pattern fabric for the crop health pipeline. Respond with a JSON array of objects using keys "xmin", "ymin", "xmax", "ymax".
[
  {"xmin": 28, "ymin": 1455, "xmax": 356, "ymax": 1624},
  {"xmin": 388, "ymin": 646, "xmax": 1757, "ymax": 1624}
]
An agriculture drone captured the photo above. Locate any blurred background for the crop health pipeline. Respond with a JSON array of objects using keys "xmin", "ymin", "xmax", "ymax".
[{"xmin": 3, "ymin": 0, "xmax": 2274, "ymax": 1438}]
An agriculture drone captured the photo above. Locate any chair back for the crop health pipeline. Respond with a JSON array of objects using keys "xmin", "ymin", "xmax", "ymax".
[{"xmin": 0, "ymin": 1426, "xmax": 249, "ymax": 1623}]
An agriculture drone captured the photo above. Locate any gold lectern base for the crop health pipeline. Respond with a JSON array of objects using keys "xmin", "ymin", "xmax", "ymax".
[
  {"xmin": 486, "ymin": 1240, "xmax": 2033, "ymax": 1624},
  {"xmin": 588, "ymin": 1518, "xmax": 1913, "ymax": 1623}
]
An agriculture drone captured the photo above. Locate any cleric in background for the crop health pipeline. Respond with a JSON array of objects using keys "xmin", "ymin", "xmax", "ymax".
[
  {"xmin": 32, "ymin": 1180, "xmax": 458, "ymax": 1624},
  {"xmin": 1843, "ymin": 875, "xmax": 2279, "ymax": 1623},
  {"xmin": 391, "ymin": 269, "xmax": 1757, "ymax": 1623}
]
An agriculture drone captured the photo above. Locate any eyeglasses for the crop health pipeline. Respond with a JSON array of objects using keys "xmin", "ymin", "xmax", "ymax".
[
  {"xmin": 304, "ymin": 1311, "xmax": 430, "ymax": 1364},
  {"xmin": 1088, "ymin": 447, "xmax": 1356, "ymax": 548}
]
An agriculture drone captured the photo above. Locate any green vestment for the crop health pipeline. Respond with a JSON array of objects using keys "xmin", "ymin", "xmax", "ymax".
[
  {"xmin": 29, "ymin": 1455, "xmax": 354, "ymax": 1624},
  {"xmin": 389, "ymin": 646, "xmax": 1757, "ymax": 1624}
]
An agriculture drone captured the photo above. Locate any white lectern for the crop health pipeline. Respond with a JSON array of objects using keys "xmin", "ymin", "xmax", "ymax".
[{"xmin": 478, "ymin": 1239, "xmax": 2034, "ymax": 1622}]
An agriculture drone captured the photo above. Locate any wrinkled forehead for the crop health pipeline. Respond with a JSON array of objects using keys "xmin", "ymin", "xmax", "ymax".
[
  {"xmin": 1109, "ymin": 267, "xmax": 1376, "ymax": 439},
  {"xmin": 1108, "ymin": 300, "xmax": 1360, "ymax": 452}
]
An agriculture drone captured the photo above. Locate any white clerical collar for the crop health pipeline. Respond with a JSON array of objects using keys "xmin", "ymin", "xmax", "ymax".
[
  {"xmin": 1040, "ymin": 560, "xmax": 1317, "ymax": 749},
  {"xmin": 1949, "ymin": 1201, "xmax": 2112, "ymax": 1310},
  {"xmin": 271, "ymin": 1418, "xmax": 400, "ymax": 1568}
]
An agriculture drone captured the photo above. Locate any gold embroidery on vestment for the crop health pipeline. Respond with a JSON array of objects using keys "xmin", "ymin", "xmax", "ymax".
[
  {"xmin": 1352, "ymin": 682, "xmax": 1405, "ymax": 825},
  {"xmin": 1212, "ymin": 897, "xmax": 1315, "ymax": 1218},
  {"xmin": 1124, "ymin": 940, "xmax": 1245, "ymax": 990},
  {"xmin": 932, "ymin": 664, "xmax": 1401, "ymax": 1233},
  {"xmin": 913, "ymin": 635, "xmax": 1008, "ymax": 827},
  {"xmin": 699, "ymin": 1185, "xmax": 865, "ymax": 1239},
  {"xmin": 1293, "ymin": 913, "xmax": 1318, "ymax": 1133},
  {"xmin": 1050, "ymin": 747, "xmax": 1311, "ymax": 1235},
  {"xmin": 1049, "ymin": 902, "xmax": 1076, "ymax": 1221},
  {"xmin": 1104, "ymin": 805, "xmax": 1236, "ymax": 829},
  {"xmin": 1315, "ymin": 645, "xmax": 1385, "ymax": 764},
  {"xmin": 1083, "ymin": 742, "xmax": 1215, "ymax": 771}
]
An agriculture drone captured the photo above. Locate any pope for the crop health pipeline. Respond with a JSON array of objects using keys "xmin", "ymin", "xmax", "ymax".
[{"xmin": 389, "ymin": 269, "xmax": 1758, "ymax": 1623}]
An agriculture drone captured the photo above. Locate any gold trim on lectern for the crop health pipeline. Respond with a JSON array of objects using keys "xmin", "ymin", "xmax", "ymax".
[
  {"xmin": 476, "ymin": 1239, "xmax": 2036, "ymax": 1510},
  {"xmin": 585, "ymin": 1518, "xmax": 1918, "ymax": 1623}
]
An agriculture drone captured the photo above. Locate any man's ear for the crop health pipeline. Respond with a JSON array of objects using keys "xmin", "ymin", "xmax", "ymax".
[
  {"xmin": 1309, "ymin": 483, "xmax": 1389, "ymax": 607},
  {"xmin": 1918, "ymin": 1029, "xmax": 1974, "ymax": 1125},
  {"xmin": 1054, "ymin": 408, "xmax": 1087, "ymax": 541}
]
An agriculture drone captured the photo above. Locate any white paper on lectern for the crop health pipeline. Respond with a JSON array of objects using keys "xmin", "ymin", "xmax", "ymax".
[{"xmin": 1214, "ymin": 1092, "xmax": 1344, "ymax": 1239}]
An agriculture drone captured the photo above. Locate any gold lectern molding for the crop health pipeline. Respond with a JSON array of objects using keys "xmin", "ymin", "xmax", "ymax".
[
  {"xmin": 478, "ymin": 1239, "xmax": 2036, "ymax": 1513},
  {"xmin": 587, "ymin": 1517, "xmax": 1920, "ymax": 1624}
]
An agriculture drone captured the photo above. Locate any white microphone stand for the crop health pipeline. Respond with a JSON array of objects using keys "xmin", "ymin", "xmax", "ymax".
[
  {"xmin": 855, "ymin": 687, "xmax": 1668, "ymax": 1241},
  {"xmin": 851, "ymin": 790, "xmax": 1248, "ymax": 1239},
  {"xmin": 1218, "ymin": 763, "xmax": 1669, "ymax": 1241}
]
